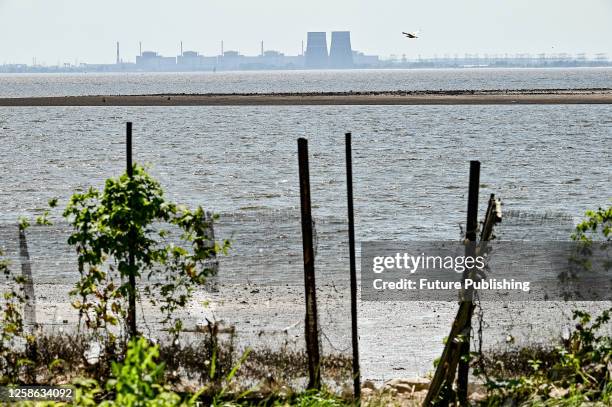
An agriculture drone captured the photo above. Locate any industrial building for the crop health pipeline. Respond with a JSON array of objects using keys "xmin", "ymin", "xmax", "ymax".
[
  {"xmin": 135, "ymin": 51, "xmax": 176, "ymax": 70},
  {"xmin": 329, "ymin": 31, "xmax": 354, "ymax": 68},
  {"xmin": 305, "ymin": 32, "xmax": 328, "ymax": 68},
  {"xmin": 238, "ymin": 50, "xmax": 305, "ymax": 70},
  {"xmin": 352, "ymin": 51, "xmax": 380, "ymax": 67},
  {"xmin": 176, "ymin": 51, "xmax": 217, "ymax": 70}
]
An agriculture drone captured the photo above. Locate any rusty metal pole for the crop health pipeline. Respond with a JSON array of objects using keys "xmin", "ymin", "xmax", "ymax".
[
  {"xmin": 297, "ymin": 138, "xmax": 321, "ymax": 390},
  {"xmin": 465, "ymin": 161, "xmax": 480, "ymax": 242},
  {"xmin": 126, "ymin": 122, "xmax": 137, "ymax": 338},
  {"xmin": 345, "ymin": 133, "xmax": 361, "ymax": 401}
]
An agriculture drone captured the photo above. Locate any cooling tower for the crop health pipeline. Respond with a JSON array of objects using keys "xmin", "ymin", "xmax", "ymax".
[
  {"xmin": 305, "ymin": 32, "xmax": 328, "ymax": 69},
  {"xmin": 329, "ymin": 31, "xmax": 353, "ymax": 68}
]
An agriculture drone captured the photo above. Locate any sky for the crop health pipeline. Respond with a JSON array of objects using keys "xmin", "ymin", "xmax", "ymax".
[{"xmin": 1, "ymin": 0, "xmax": 611, "ymax": 65}]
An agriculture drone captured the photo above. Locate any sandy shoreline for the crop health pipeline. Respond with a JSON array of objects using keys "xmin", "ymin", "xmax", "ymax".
[
  {"xmin": 1, "ymin": 89, "xmax": 612, "ymax": 106},
  {"xmin": 13, "ymin": 281, "xmax": 610, "ymax": 381}
]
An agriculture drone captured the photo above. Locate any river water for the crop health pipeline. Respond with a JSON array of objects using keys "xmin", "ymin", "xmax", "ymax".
[
  {"xmin": 1, "ymin": 67, "xmax": 612, "ymax": 97},
  {"xmin": 1, "ymin": 104, "xmax": 610, "ymax": 282}
]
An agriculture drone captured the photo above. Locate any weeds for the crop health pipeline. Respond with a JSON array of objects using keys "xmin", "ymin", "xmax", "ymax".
[{"xmin": 0, "ymin": 247, "xmax": 28, "ymax": 385}]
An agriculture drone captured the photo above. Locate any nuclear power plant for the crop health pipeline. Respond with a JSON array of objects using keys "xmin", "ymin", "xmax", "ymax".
[
  {"xmin": 129, "ymin": 31, "xmax": 368, "ymax": 71},
  {"xmin": 305, "ymin": 31, "xmax": 354, "ymax": 69},
  {"xmin": 305, "ymin": 32, "xmax": 328, "ymax": 69},
  {"xmin": 329, "ymin": 31, "xmax": 354, "ymax": 68},
  {"xmin": 4, "ymin": 29, "xmax": 606, "ymax": 74}
]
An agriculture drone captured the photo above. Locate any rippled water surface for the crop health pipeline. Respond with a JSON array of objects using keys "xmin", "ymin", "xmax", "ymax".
[
  {"xmin": 0, "ymin": 105, "xmax": 610, "ymax": 283},
  {"xmin": 1, "ymin": 67, "xmax": 612, "ymax": 97}
]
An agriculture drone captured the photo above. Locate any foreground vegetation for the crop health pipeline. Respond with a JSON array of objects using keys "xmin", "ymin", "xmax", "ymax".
[
  {"xmin": 475, "ymin": 307, "xmax": 612, "ymax": 406},
  {"xmin": 1, "ymin": 164, "xmax": 610, "ymax": 405},
  {"xmin": 1, "ymin": 308, "xmax": 609, "ymax": 406}
]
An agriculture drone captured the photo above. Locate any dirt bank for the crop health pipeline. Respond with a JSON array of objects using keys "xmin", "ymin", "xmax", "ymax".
[{"xmin": 1, "ymin": 88, "xmax": 612, "ymax": 106}]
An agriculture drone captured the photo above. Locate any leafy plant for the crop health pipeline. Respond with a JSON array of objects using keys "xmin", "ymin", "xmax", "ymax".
[
  {"xmin": 0, "ymin": 247, "xmax": 28, "ymax": 384},
  {"xmin": 571, "ymin": 205, "xmax": 611, "ymax": 242},
  {"xmin": 35, "ymin": 198, "xmax": 58, "ymax": 226},
  {"xmin": 474, "ymin": 207, "xmax": 612, "ymax": 405},
  {"xmin": 481, "ymin": 308, "xmax": 612, "ymax": 405},
  {"xmin": 209, "ymin": 347, "xmax": 252, "ymax": 405},
  {"xmin": 99, "ymin": 336, "xmax": 201, "ymax": 407},
  {"xmin": 18, "ymin": 216, "xmax": 30, "ymax": 231},
  {"xmin": 51, "ymin": 336, "xmax": 201, "ymax": 407},
  {"xmin": 72, "ymin": 377, "xmax": 104, "ymax": 407},
  {"xmin": 63, "ymin": 164, "xmax": 229, "ymax": 340}
]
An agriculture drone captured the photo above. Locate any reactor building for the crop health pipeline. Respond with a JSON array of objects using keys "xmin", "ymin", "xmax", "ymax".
[
  {"xmin": 305, "ymin": 32, "xmax": 328, "ymax": 68},
  {"xmin": 329, "ymin": 31, "xmax": 354, "ymax": 68}
]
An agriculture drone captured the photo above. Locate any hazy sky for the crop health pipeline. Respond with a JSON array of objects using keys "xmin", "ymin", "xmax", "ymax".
[{"xmin": 1, "ymin": 0, "xmax": 611, "ymax": 65}]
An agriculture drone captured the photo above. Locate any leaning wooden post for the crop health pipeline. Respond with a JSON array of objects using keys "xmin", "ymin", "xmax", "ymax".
[
  {"xmin": 457, "ymin": 160, "xmax": 480, "ymax": 405},
  {"xmin": 19, "ymin": 226, "xmax": 37, "ymax": 382},
  {"xmin": 126, "ymin": 122, "xmax": 137, "ymax": 338},
  {"xmin": 424, "ymin": 161, "xmax": 480, "ymax": 406},
  {"xmin": 18, "ymin": 227, "xmax": 37, "ymax": 334},
  {"xmin": 345, "ymin": 133, "xmax": 361, "ymax": 401},
  {"xmin": 297, "ymin": 138, "xmax": 321, "ymax": 390}
]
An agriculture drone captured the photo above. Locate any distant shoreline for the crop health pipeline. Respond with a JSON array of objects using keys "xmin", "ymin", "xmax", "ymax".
[
  {"xmin": 1, "ymin": 65, "xmax": 611, "ymax": 76},
  {"xmin": 2, "ymin": 89, "xmax": 612, "ymax": 106}
]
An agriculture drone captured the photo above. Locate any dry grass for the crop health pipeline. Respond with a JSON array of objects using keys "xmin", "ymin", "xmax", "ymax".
[{"xmin": 2, "ymin": 329, "xmax": 353, "ymax": 394}]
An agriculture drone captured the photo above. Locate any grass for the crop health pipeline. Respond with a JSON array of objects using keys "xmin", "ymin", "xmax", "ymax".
[{"xmin": 1, "ymin": 330, "xmax": 353, "ymax": 395}]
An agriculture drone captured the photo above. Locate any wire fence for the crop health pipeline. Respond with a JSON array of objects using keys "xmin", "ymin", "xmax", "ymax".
[{"xmin": 0, "ymin": 204, "xmax": 597, "ymax": 384}]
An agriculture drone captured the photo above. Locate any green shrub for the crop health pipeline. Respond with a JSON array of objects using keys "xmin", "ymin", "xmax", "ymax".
[
  {"xmin": 0, "ymin": 247, "xmax": 28, "ymax": 384},
  {"xmin": 482, "ymin": 307, "xmax": 611, "ymax": 405},
  {"xmin": 478, "ymin": 206, "xmax": 612, "ymax": 405},
  {"xmin": 97, "ymin": 336, "xmax": 199, "ymax": 406},
  {"xmin": 63, "ymin": 164, "xmax": 229, "ymax": 340}
]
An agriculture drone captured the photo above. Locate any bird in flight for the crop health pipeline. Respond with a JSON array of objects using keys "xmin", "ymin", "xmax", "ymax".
[{"xmin": 402, "ymin": 31, "xmax": 419, "ymax": 39}]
